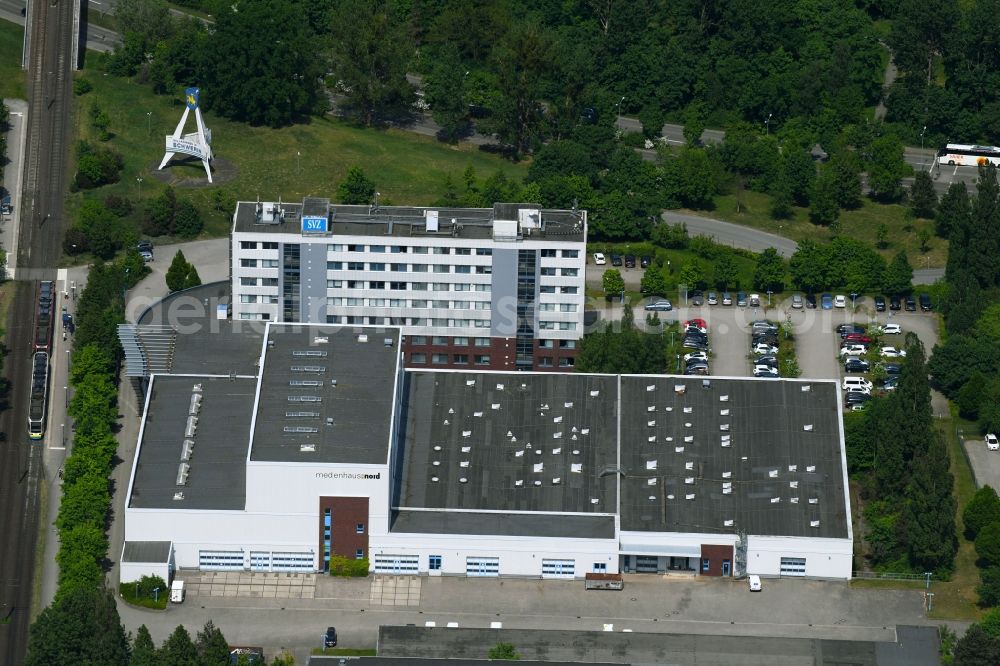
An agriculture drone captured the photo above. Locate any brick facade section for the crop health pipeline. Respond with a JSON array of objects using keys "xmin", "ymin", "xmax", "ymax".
[
  {"xmin": 402, "ymin": 336, "xmax": 578, "ymax": 371},
  {"xmin": 318, "ymin": 496, "xmax": 370, "ymax": 564},
  {"xmin": 700, "ymin": 544, "xmax": 734, "ymax": 577}
]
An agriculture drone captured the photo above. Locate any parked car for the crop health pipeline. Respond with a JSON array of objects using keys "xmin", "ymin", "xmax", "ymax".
[
  {"xmin": 834, "ymin": 294, "xmax": 847, "ymax": 308},
  {"xmin": 140, "ymin": 250, "xmax": 154, "ymax": 262},
  {"xmin": 821, "ymin": 293, "xmax": 834, "ymax": 309},
  {"xmin": 882, "ymin": 364, "xmax": 902, "ymax": 375},
  {"xmin": 624, "ymin": 255, "xmax": 637, "ymax": 268},
  {"xmin": 882, "ymin": 377, "xmax": 899, "ymax": 392},
  {"xmin": 722, "ymin": 292, "xmax": 733, "ymax": 306},
  {"xmin": 751, "ymin": 320, "xmax": 778, "ymax": 331},
  {"xmin": 685, "ymin": 364, "xmax": 709, "ymax": 376},
  {"xmin": 137, "ymin": 240, "xmax": 154, "ymax": 253},
  {"xmin": 873, "ymin": 295, "xmax": 885, "ymax": 312},
  {"xmin": 691, "ymin": 290, "xmax": 705, "ymax": 306},
  {"xmin": 756, "ymin": 355, "xmax": 778, "ymax": 367},
  {"xmin": 889, "ymin": 295, "xmax": 902, "ymax": 311},
  {"xmin": 844, "ymin": 358, "xmax": 870, "ymax": 373},
  {"xmin": 684, "ymin": 318, "xmax": 708, "ymax": 331},
  {"xmin": 987, "ymin": 433, "xmax": 1000, "ymax": 451},
  {"xmin": 737, "ymin": 291, "xmax": 748, "ymax": 307},
  {"xmin": 684, "ymin": 351, "xmax": 708, "ymax": 363},
  {"xmin": 880, "ymin": 346, "xmax": 906, "ymax": 358},
  {"xmin": 791, "ymin": 293, "xmax": 803, "ymax": 309},
  {"xmin": 683, "ymin": 340, "xmax": 709, "ymax": 351},
  {"xmin": 610, "ymin": 254, "xmax": 623, "ymax": 266},
  {"xmin": 881, "ymin": 323, "xmax": 902, "ymax": 335},
  {"xmin": 842, "ymin": 377, "xmax": 874, "ymax": 391},
  {"xmin": 593, "ymin": 252, "xmax": 606, "ymax": 265},
  {"xmin": 752, "ymin": 343, "xmax": 779, "ymax": 355},
  {"xmin": 707, "ymin": 291, "xmax": 718, "ymax": 305},
  {"xmin": 640, "ymin": 255, "xmax": 652, "ymax": 268},
  {"xmin": 754, "ymin": 367, "xmax": 780, "ymax": 378},
  {"xmin": 905, "ymin": 296, "xmax": 916, "ymax": 311},
  {"xmin": 838, "ymin": 324, "xmax": 865, "ymax": 337},
  {"xmin": 749, "ymin": 293, "xmax": 761, "ymax": 307},
  {"xmin": 644, "ymin": 299, "xmax": 673, "ymax": 311},
  {"xmin": 919, "ymin": 294, "xmax": 932, "ymax": 311},
  {"xmin": 748, "ymin": 575, "xmax": 762, "ymax": 592},
  {"xmin": 805, "ymin": 293, "xmax": 817, "ymax": 309},
  {"xmin": 843, "ymin": 334, "xmax": 873, "ymax": 344},
  {"xmin": 324, "ymin": 627, "xmax": 338, "ymax": 648},
  {"xmin": 839, "ymin": 344, "xmax": 867, "ymax": 356},
  {"xmin": 845, "ymin": 392, "xmax": 872, "ymax": 405},
  {"xmin": 845, "ymin": 385, "xmax": 872, "ymax": 396}
]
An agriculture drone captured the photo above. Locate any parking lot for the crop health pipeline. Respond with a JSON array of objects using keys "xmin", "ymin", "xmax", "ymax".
[
  {"xmin": 627, "ymin": 292, "xmax": 943, "ymax": 397},
  {"xmin": 964, "ymin": 431, "xmax": 1000, "ymax": 490}
]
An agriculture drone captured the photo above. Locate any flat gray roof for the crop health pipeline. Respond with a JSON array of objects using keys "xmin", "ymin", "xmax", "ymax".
[
  {"xmin": 121, "ymin": 541, "xmax": 172, "ymax": 563},
  {"xmin": 389, "ymin": 510, "xmax": 616, "ymax": 539},
  {"xmin": 619, "ymin": 376, "xmax": 848, "ymax": 539},
  {"xmin": 135, "ymin": 282, "xmax": 265, "ymax": 376},
  {"xmin": 249, "ymin": 324, "xmax": 401, "ymax": 464},
  {"xmin": 233, "ymin": 200, "xmax": 585, "ymax": 242},
  {"xmin": 395, "ymin": 371, "xmax": 619, "ymax": 517},
  {"xmin": 130, "ymin": 375, "xmax": 256, "ymax": 510},
  {"xmin": 376, "ymin": 626, "xmax": 939, "ymax": 665}
]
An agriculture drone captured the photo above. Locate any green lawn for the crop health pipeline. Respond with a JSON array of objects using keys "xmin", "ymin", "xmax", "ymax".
[
  {"xmin": 69, "ymin": 50, "xmax": 526, "ymax": 239},
  {"xmin": 0, "ymin": 20, "xmax": 26, "ymax": 99},
  {"xmin": 686, "ymin": 190, "xmax": 947, "ymax": 269}
]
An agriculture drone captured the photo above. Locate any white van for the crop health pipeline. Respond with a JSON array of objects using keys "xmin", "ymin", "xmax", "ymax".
[
  {"xmin": 170, "ymin": 579, "xmax": 185, "ymax": 603},
  {"xmin": 842, "ymin": 376, "xmax": 873, "ymax": 391}
]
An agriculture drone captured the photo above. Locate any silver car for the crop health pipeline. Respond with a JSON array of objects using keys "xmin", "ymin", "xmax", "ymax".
[{"xmin": 791, "ymin": 293, "xmax": 803, "ymax": 309}]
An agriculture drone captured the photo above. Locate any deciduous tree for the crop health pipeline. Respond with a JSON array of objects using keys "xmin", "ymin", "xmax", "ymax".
[
  {"xmin": 26, "ymin": 587, "xmax": 129, "ymax": 666},
  {"xmin": 963, "ymin": 486, "xmax": 1000, "ymax": 540},
  {"xmin": 337, "ymin": 167, "xmax": 376, "ymax": 205},
  {"xmin": 602, "ymin": 269, "xmax": 624, "ymax": 298},
  {"xmin": 909, "ymin": 170, "xmax": 937, "ymax": 219}
]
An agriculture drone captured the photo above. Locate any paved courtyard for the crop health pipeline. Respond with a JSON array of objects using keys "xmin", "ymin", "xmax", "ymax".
[{"xmin": 186, "ymin": 572, "xmax": 316, "ymax": 599}]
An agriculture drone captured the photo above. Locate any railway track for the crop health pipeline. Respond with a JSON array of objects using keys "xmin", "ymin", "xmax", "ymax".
[{"xmin": 0, "ymin": 0, "xmax": 79, "ymax": 662}]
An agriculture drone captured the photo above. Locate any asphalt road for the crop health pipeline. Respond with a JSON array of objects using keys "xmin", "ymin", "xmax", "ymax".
[
  {"xmin": 0, "ymin": 2, "xmax": 119, "ymax": 53},
  {"xmin": 0, "ymin": 0, "xmax": 77, "ymax": 660}
]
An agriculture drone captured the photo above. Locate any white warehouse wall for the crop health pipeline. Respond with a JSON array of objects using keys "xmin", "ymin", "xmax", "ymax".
[
  {"xmin": 243, "ymin": 462, "xmax": 391, "ymax": 536},
  {"xmin": 619, "ymin": 530, "xmax": 738, "ymax": 556},
  {"xmin": 373, "ymin": 530, "xmax": 618, "ymax": 577},
  {"xmin": 747, "ymin": 535, "xmax": 853, "ymax": 579}
]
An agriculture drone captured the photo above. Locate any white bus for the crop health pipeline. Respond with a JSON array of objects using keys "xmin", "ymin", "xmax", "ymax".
[{"xmin": 936, "ymin": 143, "xmax": 1000, "ymax": 167}]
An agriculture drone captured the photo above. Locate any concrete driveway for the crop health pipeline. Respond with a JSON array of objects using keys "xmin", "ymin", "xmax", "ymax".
[{"xmin": 125, "ymin": 238, "xmax": 229, "ymax": 322}]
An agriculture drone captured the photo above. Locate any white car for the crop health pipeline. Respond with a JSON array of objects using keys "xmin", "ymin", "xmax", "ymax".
[
  {"xmin": 684, "ymin": 351, "xmax": 708, "ymax": 363},
  {"xmin": 748, "ymin": 575, "xmax": 762, "ymax": 592},
  {"xmin": 882, "ymin": 323, "xmax": 902, "ymax": 335},
  {"xmin": 753, "ymin": 367, "xmax": 779, "ymax": 378},
  {"xmin": 834, "ymin": 294, "xmax": 847, "ymax": 308},
  {"xmin": 842, "ymin": 377, "xmax": 873, "ymax": 391},
  {"xmin": 752, "ymin": 343, "xmax": 778, "ymax": 355},
  {"xmin": 845, "ymin": 385, "xmax": 871, "ymax": 395},
  {"xmin": 593, "ymin": 253, "xmax": 606, "ymax": 266},
  {"xmin": 839, "ymin": 344, "xmax": 867, "ymax": 356},
  {"xmin": 880, "ymin": 346, "xmax": 907, "ymax": 358},
  {"xmin": 987, "ymin": 434, "xmax": 999, "ymax": 451},
  {"xmin": 749, "ymin": 293, "xmax": 761, "ymax": 307}
]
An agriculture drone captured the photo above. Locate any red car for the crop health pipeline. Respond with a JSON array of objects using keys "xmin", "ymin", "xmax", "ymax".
[
  {"xmin": 684, "ymin": 318, "xmax": 707, "ymax": 329},
  {"xmin": 843, "ymin": 334, "xmax": 873, "ymax": 344}
]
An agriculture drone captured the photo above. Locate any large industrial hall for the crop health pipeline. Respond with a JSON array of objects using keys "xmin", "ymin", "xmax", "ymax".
[{"xmin": 118, "ymin": 284, "xmax": 852, "ymax": 585}]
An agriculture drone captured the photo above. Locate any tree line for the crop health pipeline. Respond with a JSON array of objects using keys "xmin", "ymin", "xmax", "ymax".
[{"xmin": 844, "ymin": 334, "xmax": 957, "ymax": 575}]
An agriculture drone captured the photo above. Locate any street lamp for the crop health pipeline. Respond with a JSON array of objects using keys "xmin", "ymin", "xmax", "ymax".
[
  {"xmin": 615, "ymin": 96, "xmax": 625, "ymax": 128},
  {"xmin": 296, "ymin": 151, "xmax": 301, "ymax": 176},
  {"xmin": 850, "ymin": 292, "xmax": 859, "ymax": 309},
  {"xmin": 766, "ymin": 290, "xmax": 773, "ymax": 306},
  {"xmin": 765, "ymin": 112, "xmax": 773, "ymax": 135},
  {"xmin": 136, "ymin": 177, "xmax": 143, "ymax": 200},
  {"xmin": 920, "ymin": 126, "xmax": 927, "ymax": 171},
  {"xmin": 146, "ymin": 111, "xmax": 152, "ymax": 136}
]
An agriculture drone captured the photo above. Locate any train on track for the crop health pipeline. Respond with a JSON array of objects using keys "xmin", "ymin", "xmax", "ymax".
[{"xmin": 28, "ymin": 281, "xmax": 54, "ymax": 440}]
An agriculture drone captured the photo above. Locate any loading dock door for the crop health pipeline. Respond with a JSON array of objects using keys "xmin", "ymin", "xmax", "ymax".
[
  {"xmin": 780, "ymin": 557, "xmax": 807, "ymax": 576},
  {"xmin": 466, "ymin": 556, "xmax": 500, "ymax": 577},
  {"xmin": 373, "ymin": 554, "xmax": 419, "ymax": 574}
]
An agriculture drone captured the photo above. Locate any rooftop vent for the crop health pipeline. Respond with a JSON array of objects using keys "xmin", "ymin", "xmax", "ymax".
[
  {"xmin": 803, "ymin": 424, "xmax": 814, "ymax": 432},
  {"xmin": 722, "ymin": 471, "xmax": 732, "ymax": 478},
  {"xmin": 685, "ymin": 477, "xmax": 695, "ymax": 484},
  {"xmin": 466, "ymin": 379, "xmax": 476, "ymax": 387},
  {"xmin": 173, "ymin": 492, "xmax": 185, "ymax": 501},
  {"xmin": 581, "ymin": 428, "xmax": 590, "ymax": 435},
  {"xmin": 313, "ymin": 336, "xmax": 329, "ymax": 344},
  {"xmin": 769, "ymin": 469, "xmax": 778, "ymax": 478},
  {"xmin": 683, "ymin": 406, "xmax": 693, "ymax": 414},
  {"xmin": 283, "ymin": 426, "xmax": 319, "ymax": 433},
  {"xmin": 431, "ymin": 476, "xmax": 439, "ymax": 482},
  {"xmin": 771, "ymin": 497, "xmax": 781, "ymax": 503},
  {"xmin": 192, "ymin": 383, "xmax": 202, "ymax": 393},
  {"xmin": 647, "ymin": 405, "xmax": 655, "ymax": 412},
  {"xmin": 287, "ymin": 395, "xmax": 321, "ymax": 402},
  {"xmin": 810, "ymin": 520, "xmax": 820, "ymax": 528},
  {"xmin": 290, "ymin": 365, "xmax": 325, "ymax": 373},
  {"xmin": 788, "ymin": 464, "xmax": 798, "ymax": 472},
  {"xmin": 720, "ymin": 408, "xmax": 730, "ymax": 416},
  {"xmin": 552, "ymin": 477, "xmax": 561, "ymax": 485},
  {"xmin": 809, "ymin": 497, "xmax": 819, "ymax": 504},
  {"xmin": 724, "ymin": 519, "xmax": 734, "ymax": 527},
  {"xmin": 357, "ymin": 334, "xmax": 368, "ymax": 343},
  {"xmin": 647, "ymin": 478, "xmax": 656, "ymax": 485},
  {"xmin": 702, "ymin": 379, "xmax": 711, "ymax": 389},
  {"xmin": 181, "ymin": 439, "xmax": 195, "ymax": 461},
  {"xmin": 675, "ymin": 446, "xmax": 684, "ymax": 452},
  {"xmin": 647, "ymin": 420, "xmax": 656, "ymax": 427},
  {"xmin": 185, "ymin": 416, "xmax": 197, "ymax": 438},
  {"xmin": 383, "ymin": 337, "xmax": 393, "ymax": 347},
  {"xmin": 571, "ymin": 463, "xmax": 582, "ymax": 473},
  {"xmin": 591, "ymin": 498, "xmax": 600, "ymax": 504},
  {"xmin": 685, "ymin": 493, "xmax": 695, "ymax": 500},
  {"xmin": 285, "ymin": 411, "xmax": 320, "ymax": 417},
  {"xmin": 646, "ymin": 460, "xmax": 657, "ymax": 470},
  {"xmin": 674, "ymin": 384, "xmax": 685, "ymax": 394},
  {"xmin": 292, "ymin": 350, "xmax": 327, "ymax": 357},
  {"xmin": 299, "ymin": 443, "xmax": 316, "ymax": 452},
  {"xmin": 801, "ymin": 385, "xmax": 811, "ymax": 392},
  {"xmin": 648, "ymin": 436, "xmax": 656, "ymax": 443},
  {"xmin": 806, "ymin": 465, "xmax": 816, "ymax": 472},
  {"xmin": 289, "ymin": 379, "xmax": 322, "ymax": 387},
  {"xmin": 564, "ymin": 401, "xmax": 574, "ymax": 408},
  {"xmin": 176, "ymin": 463, "xmax": 190, "ymax": 486},
  {"xmin": 720, "ymin": 395, "xmax": 729, "ymax": 402},
  {"xmin": 590, "ymin": 390, "xmax": 599, "ymax": 397},
  {"xmin": 720, "ymin": 424, "xmax": 730, "ymax": 431},
  {"xmin": 790, "ymin": 481, "xmax": 799, "ymax": 488}
]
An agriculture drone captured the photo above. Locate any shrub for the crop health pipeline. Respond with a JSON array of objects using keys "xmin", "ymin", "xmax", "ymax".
[
  {"xmin": 73, "ymin": 78, "xmax": 92, "ymax": 96},
  {"xmin": 328, "ymin": 555, "xmax": 369, "ymax": 577},
  {"xmin": 103, "ymin": 195, "xmax": 133, "ymax": 218},
  {"xmin": 976, "ymin": 522, "xmax": 1000, "ymax": 567},
  {"xmin": 172, "ymin": 200, "xmax": 203, "ymax": 238},
  {"xmin": 965, "ymin": 486, "xmax": 1000, "ymax": 540},
  {"xmin": 119, "ymin": 575, "xmax": 168, "ymax": 610},
  {"xmin": 981, "ymin": 567, "xmax": 1000, "ymax": 607}
]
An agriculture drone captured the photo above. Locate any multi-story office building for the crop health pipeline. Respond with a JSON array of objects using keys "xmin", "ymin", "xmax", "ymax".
[{"xmin": 231, "ymin": 199, "xmax": 587, "ymax": 371}]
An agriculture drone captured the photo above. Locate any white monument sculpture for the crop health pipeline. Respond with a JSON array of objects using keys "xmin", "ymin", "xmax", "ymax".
[{"xmin": 158, "ymin": 87, "xmax": 214, "ymax": 183}]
